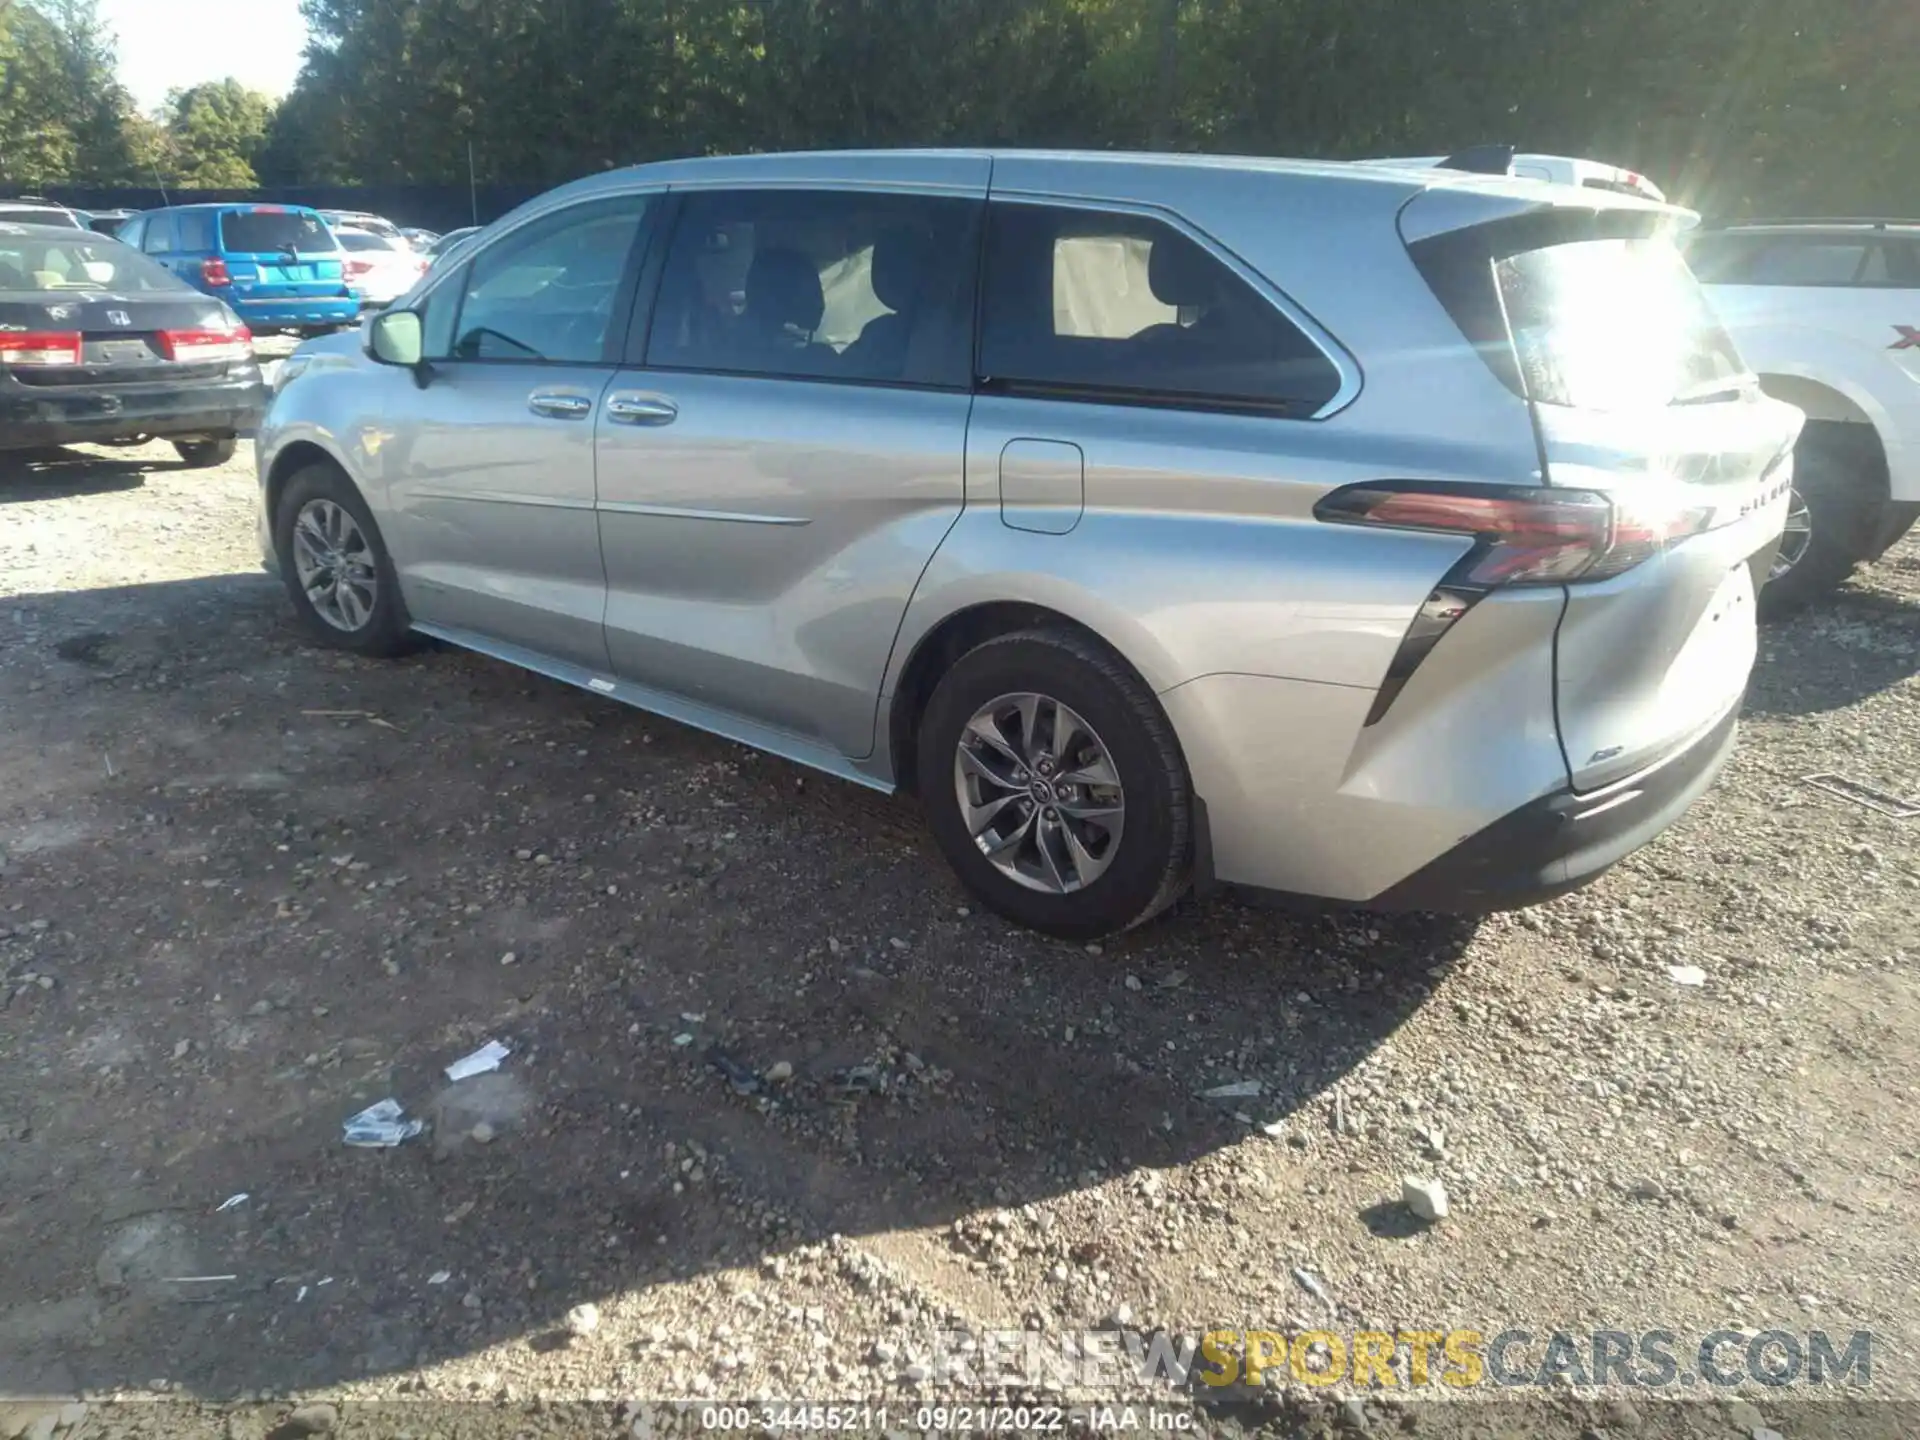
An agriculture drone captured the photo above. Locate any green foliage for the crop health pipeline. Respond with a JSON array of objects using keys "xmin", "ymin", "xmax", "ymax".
[{"xmin": 1, "ymin": 0, "xmax": 1910, "ymax": 214}]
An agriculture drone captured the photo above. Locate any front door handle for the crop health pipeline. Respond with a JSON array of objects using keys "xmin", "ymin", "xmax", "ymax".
[
  {"xmin": 528, "ymin": 391, "xmax": 593, "ymax": 420},
  {"xmin": 605, "ymin": 393, "xmax": 679, "ymax": 426}
]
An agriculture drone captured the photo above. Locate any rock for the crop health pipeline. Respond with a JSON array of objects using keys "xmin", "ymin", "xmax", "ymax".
[
  {"xmin": 1123, "ymin": 975, "xmax": 1143, "ymax": 992},
  {"xmin": 24, "ymin": 1416, "xmax": 58, "ymax": 1440},
  {"xmin": 764, "ymin": 1061, "xmax": 794, "ymax": 1084},
  {"xmin": 869, "ymin": 1341, "xmax": 898, "ymax": 1366},
  {"xmin": 172, "ymin": 1040, "xmax": 192, "ymax": 1059},
  {"xmin": 1751, "ymin": 1429, "xmax": 1785, "ymax": 1440},
  {"xmin": 1666, "ymin": 964, "xmax": 1707, "ymax": 986},
  {"xmin": 1106, "ymin": 1302, "xmax": 1133, "ymax": 1328},
  {"xmin": 500, "ymin": 952, "xmax": 517, "ymax": 966},
  {"xmin": 565, "ymin": 1303, "xmax": 601, "ymax": 1339},
  {"xmin": 1628, "ymin": 1178, "xmax": 1663, "ymax": 1202},
  {"xmin": 1339, "ymin": 1396, "xmax": 1370, "ymax": 1432},
  {"xmin": 901, "ymin": 1362, "xmax": 931, "ymax": 1384},
  {"xmin": 469, "ymin": 1122, "xmax": 496, "ymax": 1145},
  {"xmin": 1600, "ymin": 1396, "xmax": 1641, "ymax": 1430},
  {"xmin": 53, "ymin": 1404, "xmax": 86, "ymax": 1431},
  {"xmin": 1726, "ymin": 1400, "xmax": 1765, "ymax": 1433},
  {"xmin": 1402, "ymin": 1176, "xmax": 1449, "ymax": 1222},
  {"xmin": 278, "ymin": 1403, "xmax": 338, "ymax": 1436},
  {"xmin": 461, "ymin": 1291, "xmax": 482, "ymax": 1311}
]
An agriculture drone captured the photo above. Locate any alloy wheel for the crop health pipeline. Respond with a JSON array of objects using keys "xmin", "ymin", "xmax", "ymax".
[
  {"xmin": 952, "ymin": 691, "xmax": 1125, "ymax": 894},
  {"xmin": 291, "ymin": 498, "xmax": 379, "ymax": 632},
  {"xmin": 1770, "ymin": 487, "xmax": 1812, "ymax": 581}
]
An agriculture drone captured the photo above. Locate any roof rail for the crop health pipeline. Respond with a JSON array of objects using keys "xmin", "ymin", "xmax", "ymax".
[
  {"xmin": 1706, "ymin": 216, "xmax": 1920, "ymax": 231},
  {"xmin": 1436, "ymin": 143, "xmax": 1516, "ymax": 176}
]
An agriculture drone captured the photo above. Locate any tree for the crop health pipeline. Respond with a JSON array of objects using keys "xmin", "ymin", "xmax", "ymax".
[
  {"xmin": 161, "ymin": 79, "xmax": 277, "ymax": 187},
  {"xmin": 0, "ymin": 0, "xmax": 149, "ymax": 185}
]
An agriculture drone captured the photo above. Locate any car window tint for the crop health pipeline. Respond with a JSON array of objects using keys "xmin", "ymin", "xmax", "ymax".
[
  {"xmin": 449, "ymin": 195, "xmax": 650, "ymax": 364},
  {"xmin": 1682, "ymin": 234, "xmax": 1760, "ymax": 284},
  {"xmin": 1747, "ymin": 240, "xmax": 1868, "ymax": 286},
  {"xmin": 978, "ymin": 203, "xmax": 1341, "ymax": 413},
  {"xmin": 221, "ymin": 210, "xmax": 333, "ymax": 255},
  {"xmin": 176, "ymin": 212, "xmax": 216, "ymax": 251},
  {"xmin": 644, "ymin": 188, "xmax": 981, "ymax": 387},
  {"xmin": 338, "ymin": 232, "xmax": 390, "ymax": 252},
  {"xmin": 142, "ymin": 214, "xmax": 176, "ymax": 254},
  {"xmin": 118, "ymin": 216, "xmax": 146, "ymax": 248}
]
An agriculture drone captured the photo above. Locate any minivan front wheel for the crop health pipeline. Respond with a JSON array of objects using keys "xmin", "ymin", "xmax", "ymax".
[
  {"xmin": 918, "ymin": 629, "xmax": 1192, "ymax": 939},
  {"xmin": 274, "ymin": 463, "xmax": 411, "ymax": 657}
]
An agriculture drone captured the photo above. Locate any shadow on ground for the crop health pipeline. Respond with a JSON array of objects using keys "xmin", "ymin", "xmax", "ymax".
[
  {"xmin": 0, "ymin": 446, "xmax": 183, "ymax": 502},
  {"xmin": 0, "ymin": 574, "xmax": 1479, "ymax": 1399}
]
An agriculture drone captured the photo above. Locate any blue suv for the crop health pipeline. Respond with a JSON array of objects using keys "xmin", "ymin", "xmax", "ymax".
[{"xmin": 118, "ymin": 204, "xmax": 359, "ymax": 334}]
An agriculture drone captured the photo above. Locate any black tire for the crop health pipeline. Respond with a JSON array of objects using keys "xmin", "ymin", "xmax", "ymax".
[
  {"xmin": 916, "ymin": 628, "xmax": 1193, "ymax": 939},
  {"xmin": 173, "ymin": 438, "xmax": 238, "ymax": 468},
  {"xmin": 1760, "ymin": 420, "xmax": 1887, "ymax": 620},
  {"xmin": 273, "ymin": 462, "xmax": 412, "ymax": 657}
]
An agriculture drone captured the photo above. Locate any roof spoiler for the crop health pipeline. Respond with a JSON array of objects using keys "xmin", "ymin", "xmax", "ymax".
[{"xmin": 1436, "ymin": 144, "xmax": 1516, "ymax": 176}]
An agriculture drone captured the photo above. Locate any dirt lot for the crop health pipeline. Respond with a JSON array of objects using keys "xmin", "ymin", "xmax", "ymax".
[{"xmin": 1, "ymin": 425, "xmax": 1917, "ymax": 1439}]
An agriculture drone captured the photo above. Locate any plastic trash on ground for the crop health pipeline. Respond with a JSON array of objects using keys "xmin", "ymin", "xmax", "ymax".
[
  {"xmin": 343, "ymin": 1098, "xmax": 426, "ymax": 1147},
  {"xmin": 445, "ymin": 1039, "xmax": 511, "ymax": 1082}
]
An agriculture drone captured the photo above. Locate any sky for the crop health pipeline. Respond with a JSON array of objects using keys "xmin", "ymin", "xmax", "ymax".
[{"xmin": 103, "ymin": 0, "xmax": 311, "ymax": 113}]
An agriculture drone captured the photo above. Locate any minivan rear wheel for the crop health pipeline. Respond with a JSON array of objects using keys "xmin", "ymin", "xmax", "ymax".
[
  {"xmin": 917, "ymin": 629, "xmax": 1192, "ymax": 939},
  {"xmin": 274, "ymin": 463, "xmax": 411, "ymax": 657}
]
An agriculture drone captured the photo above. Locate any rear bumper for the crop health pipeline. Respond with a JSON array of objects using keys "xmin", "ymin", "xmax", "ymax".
[
  {"xmin": 1363, "ymin": 699, "xmax": 1742, "ymax": 912},
  {"xmin": 0, "ymin": 374, "xmax": 268, "ymax": 449},
  {"xmin": 228, "ymin": 295, "xmax": 360, "ymax": 329}
]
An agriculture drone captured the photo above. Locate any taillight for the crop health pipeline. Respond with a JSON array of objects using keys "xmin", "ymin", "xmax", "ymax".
[
  {"xmin": 157, "ymin": 327, "xmax": 254, "ymax": 365},
  {"xmin": 201, "ymin": 257, "xmax": 232, "ymax": 286},
  {"xmin": 345, "ymin": 257, "xmax": 375, "ymax": 279},
  {"xmin": 0, "ymin": 331, "xmax": 82, "ymax": 366},
  {"xmin": 1317, "ymin": 480, "xmax": 1713, "ymax": 724}
]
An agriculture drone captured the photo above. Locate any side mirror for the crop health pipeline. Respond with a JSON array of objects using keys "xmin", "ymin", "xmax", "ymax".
[{"xmin": 366, "ymin": 309, "xmax": 424, "ymax": 367}]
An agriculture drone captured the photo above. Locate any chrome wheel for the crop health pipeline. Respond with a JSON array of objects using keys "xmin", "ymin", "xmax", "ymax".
[
  {"xmin": 953, "ymin": 691, "xmax": 1125, "ymax": 895},
  {"xmin": 1771, "ymin": 488, "xmax": 1812, "ymax": 581},
  {"xmin": 291, "ymin": 498, "xmax": 378, "ymax": 632}
]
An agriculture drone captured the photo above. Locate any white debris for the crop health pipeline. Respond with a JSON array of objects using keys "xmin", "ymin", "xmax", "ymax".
[
  {"xmin": 1667, "ymin": 964, "xmax": 1708, "ymax": 987},
  {"xmin": 1201, "ymin": 1080, "xmax": 1262, "ymax": 1100},
  {"xmin": 444, "ymin": 1039, "xmax": 511, "ymax": 1082}
]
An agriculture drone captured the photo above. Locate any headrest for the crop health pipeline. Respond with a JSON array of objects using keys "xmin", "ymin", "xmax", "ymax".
[
  {"xmin": 1148, "ymin": 236, "xmax": 1221, "ymax": 307},
  {"xmin": 870, "ymin": 228, "xmax": 928, "ymax": 310},
  {"xmin": 745, "ymin": 247, "xmax": 825, "ymax": 335}
]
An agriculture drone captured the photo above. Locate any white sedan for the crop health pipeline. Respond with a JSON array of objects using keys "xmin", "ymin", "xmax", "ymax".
[{"xmin": 336, "ymin": 227, "xmax": 429, "ymax": 310}]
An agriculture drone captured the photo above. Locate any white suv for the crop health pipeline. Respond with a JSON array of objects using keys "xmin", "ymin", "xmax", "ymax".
[{"xmin": 1685, "ymin": 220, "xmax": 1920, "ymax": 614}]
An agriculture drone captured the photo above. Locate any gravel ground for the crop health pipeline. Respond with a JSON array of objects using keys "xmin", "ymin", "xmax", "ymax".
[{"xmin": 0, "ymin": 426, "xmax": 1916, "ymax": 1440}]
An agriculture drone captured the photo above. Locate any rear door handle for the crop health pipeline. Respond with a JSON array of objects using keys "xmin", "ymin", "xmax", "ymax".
[
  {"xmin": 605, "ymin": 393, "xmax": 679, "ymax": 426},
  {"xmin": 528, "ymin": 391, "xmax": 593, "ymax": 420}
]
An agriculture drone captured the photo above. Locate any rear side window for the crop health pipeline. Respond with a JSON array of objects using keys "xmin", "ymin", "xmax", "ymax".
[
  {"xmin": 221, "ymin": 210, "xmax": 333, "ymax": 255},
  {"xmin": 176, "ymin": 212, "xmax": 215, "ymax": 251},
  {"xmin": 645, "ymin": 188, "xmax": 982, "ymax": 387},
  {"xmin": 1496, "ymin": 238, "xmax": 1747, "ymax": 410},
  {"xmin": 978, "ymin": 203, "xmax": 1341, "ymax": 414}
]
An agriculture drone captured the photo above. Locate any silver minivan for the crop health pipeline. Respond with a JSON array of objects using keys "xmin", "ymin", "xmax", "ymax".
[{"xmin": 257, "ymin": 150, "xmax": 1800, "ymax": 938}]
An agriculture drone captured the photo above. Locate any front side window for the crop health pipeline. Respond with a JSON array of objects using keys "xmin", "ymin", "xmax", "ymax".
[
  {"xmin": 978, "ymin": 203, "xmax": 1342, "ymax": 413},
  {"xmin": 644, "ymin": 188, "xmax": 981, "ymax": 387},
  {"xmin": 177, "ymin": 212, "xmax": 215, "ymax": 252},
  {"xmin": 448, "ymin": 195, "xmax": 650, "ymax": 364}
]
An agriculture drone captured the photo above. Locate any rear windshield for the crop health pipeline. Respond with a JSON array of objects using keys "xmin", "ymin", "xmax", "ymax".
[
  {"xmin": 221, "ymin": 210, "xmax": 335, "ymax": 255},
  {"xmin": 0, "ymin": 208, "xmax": 80, "ymax": 228},
  {"xmin": 0, "ymin": 234, "xmax": 183, "ymax": 293},
  {"xmin": 337, "ymin": 231, "xmax": 391, "ymax": 252},
  {"xmin": 1497, "ymin": 237, "xmax": 1747, "ymax": 410}
]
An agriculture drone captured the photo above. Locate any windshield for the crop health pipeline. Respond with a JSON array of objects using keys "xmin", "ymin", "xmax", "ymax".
[
  {"xmin": 1497, "ymin": 236, "xmax": 1748, "ymax": 410},
  {"xmin": 221, "ymin": 210, "xmax": 335, "ymax": 255},
  {"xmin": 0, "ymin": 234, "xmax": 184, "ymax": 293}
]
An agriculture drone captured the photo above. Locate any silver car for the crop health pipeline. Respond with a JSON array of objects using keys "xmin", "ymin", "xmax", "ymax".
[{"xmin": 257, "ymin": 150, "xmax": 1800, "ymax": 938}]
